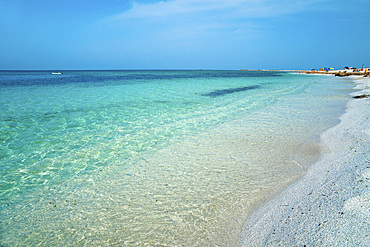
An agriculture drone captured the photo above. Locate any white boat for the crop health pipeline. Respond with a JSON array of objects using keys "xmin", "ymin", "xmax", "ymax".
[{"xmin": 51, "ymin": 72, "xmax": 62, "ymax": 75}]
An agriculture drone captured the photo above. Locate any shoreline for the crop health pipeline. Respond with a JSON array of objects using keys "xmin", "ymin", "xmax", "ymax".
[{"xmin": 238, "ymin": 76, "xmax": 370, "ymax": 246}]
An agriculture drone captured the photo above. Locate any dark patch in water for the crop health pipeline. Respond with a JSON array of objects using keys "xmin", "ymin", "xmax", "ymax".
[
  {"xmin": 353, "ymin": 94, "xmax": 370, "ymax": 99},
  {"xmin": 202, "ymin": 85, "xmax": 260, "ymax": 97}
]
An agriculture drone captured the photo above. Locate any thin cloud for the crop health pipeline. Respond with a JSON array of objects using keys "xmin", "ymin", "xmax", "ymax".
[
  {"xmin": 113, "ymin": 0, "xmax": 328, "ymax": 20},
  {"xmin": 106, "ymin": 0, "xmax": 327, "ymax": 44},
  {"xmin": 106, "ymin": 0, "xmax": 332, "ymax": 38},
  {"xmin": 100, "ymin": 0, "xmax": 353, "ymax": 60}
]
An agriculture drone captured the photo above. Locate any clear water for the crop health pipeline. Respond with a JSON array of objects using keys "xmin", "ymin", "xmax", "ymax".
[{"xmin": 0, "ymin": 70, "xmax": 352, "ymax": 246}]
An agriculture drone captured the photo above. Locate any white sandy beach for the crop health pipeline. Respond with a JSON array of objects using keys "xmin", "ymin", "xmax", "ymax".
[{"xmin": 238, "ymin": 76, "xmax": 370, "ymax": 246}]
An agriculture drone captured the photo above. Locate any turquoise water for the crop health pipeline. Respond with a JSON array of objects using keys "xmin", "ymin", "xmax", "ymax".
[{"xmin": 0, "ymin": 70, "xmax": 352, "ymax": 246}]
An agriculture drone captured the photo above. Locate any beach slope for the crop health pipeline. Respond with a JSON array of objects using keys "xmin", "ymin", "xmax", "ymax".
[{"xmin": 238, "ymin": 77, "xmax": 370, "ymax": 246}]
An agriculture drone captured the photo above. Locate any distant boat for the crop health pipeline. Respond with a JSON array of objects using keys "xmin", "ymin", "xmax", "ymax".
[{"xmin": 51, "ymin": 72, "xmax": 62, "ymax": 75}]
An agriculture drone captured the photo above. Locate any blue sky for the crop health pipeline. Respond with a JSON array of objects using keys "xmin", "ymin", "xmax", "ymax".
[{"xmin": 0, "ymin": 0, "xmax": 369, "ymax": 70}]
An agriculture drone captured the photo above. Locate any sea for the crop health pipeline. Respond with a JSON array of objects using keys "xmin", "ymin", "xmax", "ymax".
[{"xmin": 0, "ymin": 70, "xmax": 353, "ymax": 246}]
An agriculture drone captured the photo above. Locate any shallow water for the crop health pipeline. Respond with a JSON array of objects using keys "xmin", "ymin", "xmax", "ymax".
[{"xmin": 0, "ymin": 71, "xmax": 352, "ymax": 246}]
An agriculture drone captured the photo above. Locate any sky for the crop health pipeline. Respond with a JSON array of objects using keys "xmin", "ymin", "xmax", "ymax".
[{"xmin": 0, "ymin": 0, "xmax": 369, "ymax": 70}]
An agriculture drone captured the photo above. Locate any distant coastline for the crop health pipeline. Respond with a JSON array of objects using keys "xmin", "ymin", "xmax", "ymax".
[
  {"xmin": 240, "ymin": 69, "xmax": 300, "ymax": 72},
  {"xmin": 240, "ymin": 68, "xmax": 370, "ymax": 77},
  {"xmin": 300, "ymin": 68, "xmax": 369, "ymax": 77}
]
